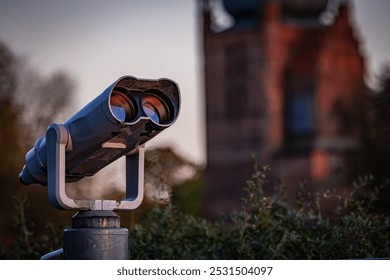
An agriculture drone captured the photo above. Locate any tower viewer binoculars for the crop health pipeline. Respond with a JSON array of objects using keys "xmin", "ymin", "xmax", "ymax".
[{"xmin": 19, "ymin": 76, "xmax": 180, "ymax": 211}]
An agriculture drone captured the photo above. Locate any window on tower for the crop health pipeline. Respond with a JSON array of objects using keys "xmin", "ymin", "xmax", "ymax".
[{"xmin": 284, "ymin": 74, "xmax": 315, "ymax": 153}]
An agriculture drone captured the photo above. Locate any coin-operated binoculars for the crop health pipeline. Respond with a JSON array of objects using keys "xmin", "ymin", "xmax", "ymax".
[{"xmin": 19, "ymin": 76, "xmax": 180, "ymax": 259}]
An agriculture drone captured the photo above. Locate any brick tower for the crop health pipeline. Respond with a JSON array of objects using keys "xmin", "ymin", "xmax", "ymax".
[{"xmin": 199, "ymin": 0, "xmax": 366, "ymax": 218}]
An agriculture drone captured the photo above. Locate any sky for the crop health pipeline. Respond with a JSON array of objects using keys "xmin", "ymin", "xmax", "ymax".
[{"xmin": 0, "ymin": 0, "xmax": 390, "ymax": 165}]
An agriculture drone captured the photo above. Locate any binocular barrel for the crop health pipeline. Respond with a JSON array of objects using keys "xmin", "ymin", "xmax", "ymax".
[{"xmin": 19, "ymin": 76, "xmax": 180, "ymax": 186}]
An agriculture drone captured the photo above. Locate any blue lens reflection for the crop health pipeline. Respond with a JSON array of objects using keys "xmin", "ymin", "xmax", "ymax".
[
  {"xmin": 111, "ymin": 105, "xmax": 127, "ymax": 122},
  {"xmin": 143, "ymin": 106, "xmax": 160, "ymax": 123}
]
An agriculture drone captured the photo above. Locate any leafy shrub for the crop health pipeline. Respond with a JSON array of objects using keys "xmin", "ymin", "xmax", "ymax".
[
  {"xmin": 129, "ymin": 161, "xmax": 390, "ymax": 259},
  {"xmin": 0, "ymin": 196, "xmax": 64, "ymax": 259},
  {"xmin": 129, "ymin": 206, "xmax": 235, "ymax": 259},
  {"xmin": 2, "ymin": 161, "xmax": 389, "ymax": 259}
]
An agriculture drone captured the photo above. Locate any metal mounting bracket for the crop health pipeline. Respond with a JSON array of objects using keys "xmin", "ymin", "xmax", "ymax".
[{"xmin": 46, "ymin": 123, "xmax": 144, "ymax": 211}]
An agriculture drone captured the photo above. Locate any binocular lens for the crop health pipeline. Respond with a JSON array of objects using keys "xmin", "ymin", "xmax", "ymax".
[
  {"xmin": 110, "ymin": 92, "xmax": 136, "ymax": 122},
  {"xmin": 142, "ymin": 93, "xmax": 170, "ymax": 124}
]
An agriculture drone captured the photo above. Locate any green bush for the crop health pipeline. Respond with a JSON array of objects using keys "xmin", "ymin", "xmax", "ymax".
[
  {"xmin": 0, "ymin": 196, "xmax": 64, "ymax": 259},
  {"xmin": 129, "ymin": 162, "xmax": 390, "ymax": 259},
  {"xmin": 129, "ymin": 206, "xmax": 235, "ymax": 259},
  {"xmin": 2, "ymin": 161, "xmax": 389, "ymax": 259}
]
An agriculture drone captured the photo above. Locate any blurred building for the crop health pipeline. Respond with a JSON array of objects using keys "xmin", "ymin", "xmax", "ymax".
[{"xmin": 199, "ymin": 0, "xmax": 366, "ymax": 218}]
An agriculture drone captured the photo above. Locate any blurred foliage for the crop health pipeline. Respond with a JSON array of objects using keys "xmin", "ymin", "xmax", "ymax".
[
  {"xmin": 129, "ymin": 160, "xmax": 389, "ymax": 260},
  {"xmin": 144, "ymin": 146, "xmax": 204, "ymax": 216},
  {"xmin": 129, "ymin": 206, "xmax": 231, "ymax": 259},
  {"xmin": 3, "ymin": 159, "xmax": 389, "ymax": 259},
  {"xmin": 0, "ymin": 196, "xmax": 64, "ymax": 259},
  {"xmin": 143, "ymin": 147, "xmax": 202, "ymax": 208},
  {"xmin": 14, "ymin": 69, "xmax": 75, "ymax": 141},
  {"xmin": 172, "ymin": 175, "xmax": 204, "ymax": 217},
  {"xmin": 0, "ymin": 40, "xmax": 76, "ymax": 254}
]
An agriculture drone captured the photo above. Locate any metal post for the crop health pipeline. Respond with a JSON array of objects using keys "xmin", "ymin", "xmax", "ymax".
[{"xmin": 62, "ymin": 210, "xmax": 129, "ymax": 260}]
